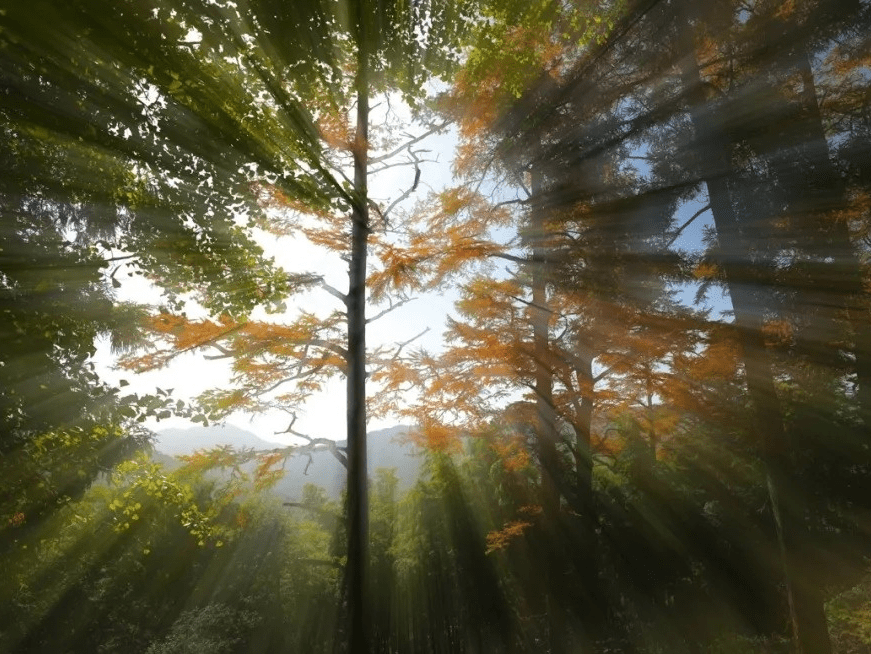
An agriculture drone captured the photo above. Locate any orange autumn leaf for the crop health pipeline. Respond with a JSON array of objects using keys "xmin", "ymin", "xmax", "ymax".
[{"xmin": 491, "ymin": 434, "xmax": 531, "ymax": 473}]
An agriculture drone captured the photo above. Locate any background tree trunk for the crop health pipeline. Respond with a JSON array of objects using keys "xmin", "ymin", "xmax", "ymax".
[{"xmin": 676, "ymin": 12, "xmax": 832, "ymax": 653}]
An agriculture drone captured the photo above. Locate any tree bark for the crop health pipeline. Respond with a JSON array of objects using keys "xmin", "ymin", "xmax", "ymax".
[
  {"xmin": 793, "ymin": 50, "xmax": 871, "ymax": 431},
  {"xmin": 529, "ymin": 170, "xmax": 567, "ymax": 653},
  {"xmin": 346, "ymin": 15, "xmax": 370, "ymax": 653},
  {"xmin": 531, "ymin": 172, "xmax": 561, "ymax": 523},
  {"xmin": 571, "ymin": 350, "xmax": 606, "ymax": 648}
]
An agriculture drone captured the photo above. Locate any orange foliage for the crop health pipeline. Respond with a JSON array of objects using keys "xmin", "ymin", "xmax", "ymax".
[
  {"xmin": 490, "ymin": 433, "xmax": 531, "ymax": 472},
  {"xmin": 119, "ymin": 308, "xmax": 346, "ymax": 421},
  {"xmin": 157, "ymin": 312, "xmax": 237, "ymax": 349},
  {"xmin": 486, "ymin": 519, "xmax": 533, "ymax": 554},
  {"xmin": 693, "ymin": 261, "xmax": 719, "ymax": 280},
  {"xmin": 596, "ymin": 430, "xmax": 626, "ymax": 458},
  {"xmin": 367, "ymin": 186, "xmax": 514, "ymax": 300},
  {"xmin": 253, "ymin": 452, "xmax": 286, "ymax": 491},
  {"xmin": 300, "ymin": 223, "xmax": 351, "ymax": 254},
  {"xmin": 367, "ymin": 242, "xmax": 432, "ymax": 301},
  {"xmin": 690, "ymin": 336, "xmax": 740, "ymax": 381},
  {"xmin": 762, "ymin": 319, "xmax": 794, "ymax": 348},
  {"xmin": 439, "ymin": 187, "xmax": 477, "ymax": 217},
  {"xmin": 452, "ymin": 23, "xmax": 566, "ymax": 142},
  {"xmin": 774, "ymin": 0, "xmax": 797, "ymax": 20},
  {"xmin": 249, "ymin": 183, "xmax": 333, "ymax": 234},
  {"xmin": 411, "ymin": 418, "xmax": 463, "ymax": 454},
  {"xmin": 178, "ymin": 446, "xmax": 241, "ymax": 474},
  {"xmin": 485, "ymin": 506, "xmax": 541, "ymax": 554},
  {"xmin": 369, "ymin": 359, "xmax": 422, "ymax": 395},
  {"xmin": 316, "ymin": 107, "xmax": 352, "ymax": 151}
]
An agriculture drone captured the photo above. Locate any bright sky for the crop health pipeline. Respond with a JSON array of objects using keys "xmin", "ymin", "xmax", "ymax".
[{"xmin": 94, "ymin": 99, "xmax": 461, "ymax": 446}]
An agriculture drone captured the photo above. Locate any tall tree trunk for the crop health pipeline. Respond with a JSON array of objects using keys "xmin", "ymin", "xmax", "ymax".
[
  {"xmin": 346, "ymin": 17, "xmax": 370, "ymax": 654},
  {"xmin": 569, "ymin": 336, "xmax": 595, "ymax": 514},
  {"xmin": 571, "ymin": 348, "xmax": 606, "ymax": 647},
  {"xmin": 793, "ymin": 49, "xmax": 871, "ymax": 431},
  {"xmin": 529, "ymin": 170, "xmax": 566, "ymax": 653},
  {"xmin": 531, "ymin": 173, "xmax": 561, "ymax": 523},
  {"xmin": 675, "ymin": 14, "xmax": 832, "ymax": 654}
]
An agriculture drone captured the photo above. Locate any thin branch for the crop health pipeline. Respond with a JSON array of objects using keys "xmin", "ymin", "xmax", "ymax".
[
  {"xmin": 103, "ymin": 253, "xmax": 139, "ymax": 263},
  {"xmin": 319, "ymin": 279, "xmax": 348, "ymax": 304},
  {"xmin": 369, "ymin": 327, "xmax": 431, "ymax": 378},
  {"xmin": 369, "ymin": 154, "xmax": 437, "ymax": 174},
  {"xmin": 202, "ymin": 342, "xmax": 235, "ymax": 359},
  {"xmin": 368, "ymin": 120, "xmax": 452, "ymax": 164},
  {"xmin": 550, "ymin": 230, "xmax": 582, "ymax": 244},
  {"xmin": 470, "ymin": 151, "xmax": 500, "ymax": 196},
  {"xmin": 276, "ymin": 414, "xmax": 348, "ymax": 468},
  {"xmin": 393, "ymin": 327, "xmax": 430, "ymax": 358},
  {"xmin": 593, "ymin": 363, "xmax": 617, "ymax": 383},
  {"xmin": 514, "ymin": 171, "xmax": 532, "ymax": 198},
  {"xmin": 308, "ymin": 338, "xmax": 349, "ymax": 358},
  {"xmin": 553, "ymin": 319, "xmax": 570, "ymax": 344},
  {"xmin": 664, "ymin": 203, "xmax": 711, "ymax": 249},
  {"xmin": 328, "ymin": 163, "xmax": 356, "ymax": 191},
  {"xmin": 489, "ymin": 251, "xmax": 530, "ymax": 265},
  {"xmin": 144, "ymin": 320, "xmax": 248, "ymax": 368},
  {"xmin": 492, "ymin": 197, "xmax": 530, "ymax": 209},
  {"xmin": 367, "ymin": 296, "xmax": 416, "ymax": 324},
  {"xmin": 205, "ymin": 337, "xmax": 345, "ymax": 365},
  {"xmin": 506, "ymin": 293, "xmax": 553, "ymax": 315},
  {"xmin": 381, "ymin": 150, "xmax": 424, "ymax": 223},
  {"xmin": 258, "ymin": 361, "xmax": 328, "ymax": 395}
]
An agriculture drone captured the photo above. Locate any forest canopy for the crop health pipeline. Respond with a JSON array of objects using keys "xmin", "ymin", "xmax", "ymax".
[{"xmin": 2, "ymin": 0, "xmax": 870, "ymax": 652}]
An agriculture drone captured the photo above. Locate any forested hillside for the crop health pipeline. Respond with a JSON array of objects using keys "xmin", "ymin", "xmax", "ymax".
[
  {"xmin": 2, "ymin": 0, "xmax": 870, "ymax": 652},
  {"xmin": 153, "ymin": 425, "xmax": 421, "ymax": 498}
]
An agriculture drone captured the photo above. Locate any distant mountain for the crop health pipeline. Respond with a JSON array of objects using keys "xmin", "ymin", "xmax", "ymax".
[
  {"xmin": 151, "ymin": 424, "xmax": 423, "ymax": 499},
  {"xmin": 153, "ymin": 424, "xmax": 285, "ymax": 457}
]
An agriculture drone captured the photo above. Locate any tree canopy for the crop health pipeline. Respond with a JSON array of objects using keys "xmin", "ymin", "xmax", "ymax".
[{"xmin": 2, "ymin": 0, "xmax": 871, "ymax": 652}]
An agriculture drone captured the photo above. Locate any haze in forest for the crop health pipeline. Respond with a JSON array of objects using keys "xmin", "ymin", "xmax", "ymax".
[
  {"xmin": 153, "ymin": 424, "xmax": 422, "ymax": 499},
  {"xmin": 2, "ymin": 0, "xmax": 870, "ymax": 653}
]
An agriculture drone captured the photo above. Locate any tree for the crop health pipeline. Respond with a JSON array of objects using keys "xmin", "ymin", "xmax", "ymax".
[
  {"xmin": 417, "ymin": 0, "xmax": 871, "ymax": 650},
  {"xmin": 548, "ymin": 0, "xmax": 870, "ymax": 649},
  {"xmin": 19, "ymin": 2, "xmax": 479, "ymax": 651},
  {"xmin": 407, "ymin": 6, "xmax": 715, "ymax": 649}
]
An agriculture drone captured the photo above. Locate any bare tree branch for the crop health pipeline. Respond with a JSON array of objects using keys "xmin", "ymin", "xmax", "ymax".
[
  {"xmin": 381, "ymin": 149, "xmax": 424, "ymax": 223},
  {"xmin": 492, "ymin": 197, "xmax": 530, "ymax": 209},
  {"xmin": 276, "ymin": 414, "xmax": 348, "ymax": 468},
  {"xmin": 490, "ymin": 251, "xmax": 530, "ymax": 265},
  {"xmin": 369, "ymin": 154, "xmax": 437, "ymax": 174},
  {"xmin": 392, "ymin": 327, "xmax": 430, "ymax": 359},
  {"xmin": 368, "ymin": 120, "xmax": 452, "ymax": 164},
  {"xmin": 664, "ymin": 203, "xmax": 711, "ymax": 249},
  {"xmin": 103, "ymin": 253, "xmax": 140, "ymax": 263},
  {"xmin": 366, "ymin": 296, "xmax": 415, "ymax": 324},
  {"xmin": 319, "ymin": 278, "xmax": 348, "ymax": 304}
]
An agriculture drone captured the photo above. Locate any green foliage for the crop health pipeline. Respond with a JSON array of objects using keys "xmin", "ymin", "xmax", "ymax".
[
  {"xmin": 2, "ymin": 454, "xmax": 299, "ymax": 653},
  {"xmin": 828, "ymin": 576, "xmax": 871, "ymax": 653},
  {"xmin": 107, "ymin": 455, "xmax": 228, "ymax": 546},
  {"xmin": 144, "ymin": 604, "xmax": 261, "ymax": 654}
]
